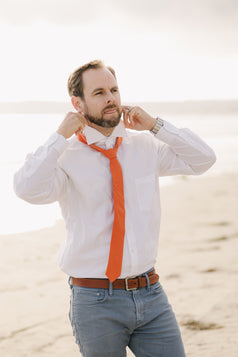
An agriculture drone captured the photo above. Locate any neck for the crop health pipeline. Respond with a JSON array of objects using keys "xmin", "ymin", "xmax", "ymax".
[{"xmin": 87, "ymin": 121, "xmax": 115, "ymax": 137}]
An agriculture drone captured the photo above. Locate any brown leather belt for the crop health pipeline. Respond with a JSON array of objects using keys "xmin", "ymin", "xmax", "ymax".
[{"xmin": 71, "ymin": 269, "xmax": 159, "ymax": 291}]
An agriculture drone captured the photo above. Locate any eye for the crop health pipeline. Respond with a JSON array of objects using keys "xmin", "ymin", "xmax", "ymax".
[
  {"xmin": 112, "ymin": 88, "xmax": 118, "ymax": 93},
  {"xmin": 95, "ymin": 91, "xmax": 103, "ymax": 95}
]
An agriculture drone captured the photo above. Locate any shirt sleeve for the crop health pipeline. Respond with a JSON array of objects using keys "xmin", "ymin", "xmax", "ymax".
[
  {"xmin": 14, "ymin": 132, "xmax": 68, "ymax": 204},
  {"xmin": 154, "ymin": 120, "xmax": 216, "ymax": 176}
]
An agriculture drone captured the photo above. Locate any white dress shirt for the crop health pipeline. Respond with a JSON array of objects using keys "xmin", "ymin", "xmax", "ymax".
[{"xmin": 14, "ymin": 120, "xmax": 216, "ymax": 278}]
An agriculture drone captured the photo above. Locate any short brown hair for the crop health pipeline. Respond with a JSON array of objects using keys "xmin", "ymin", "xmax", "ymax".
[{"xmin": 67, "ymin": 60, "xmax": 116, "ymax": 98}]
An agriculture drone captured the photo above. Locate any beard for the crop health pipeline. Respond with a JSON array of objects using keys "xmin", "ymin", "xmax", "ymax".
[{"xmin": 84, "ymin": 104, "xmax": 122, "ymax": 128}]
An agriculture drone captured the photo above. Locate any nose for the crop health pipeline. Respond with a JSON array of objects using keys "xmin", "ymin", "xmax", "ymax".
[{"xmin": 106, "ymin": 91, "xmax": 115, "ymax": 104}]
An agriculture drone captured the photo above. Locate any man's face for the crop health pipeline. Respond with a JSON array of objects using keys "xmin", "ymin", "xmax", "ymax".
[{"xmin": 80, "ymin": 67, "xmax": 122, "ymax": 128}]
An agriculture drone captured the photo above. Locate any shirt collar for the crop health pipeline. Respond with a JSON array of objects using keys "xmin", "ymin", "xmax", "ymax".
[{"xmin": 83, "ymin": 120, "xmax": 127, "ymax": 145}]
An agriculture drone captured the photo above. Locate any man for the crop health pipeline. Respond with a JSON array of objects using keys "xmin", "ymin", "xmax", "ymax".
[{"xmin": 14, "ymin": 60, "xmax": 216, "ymax": 357}]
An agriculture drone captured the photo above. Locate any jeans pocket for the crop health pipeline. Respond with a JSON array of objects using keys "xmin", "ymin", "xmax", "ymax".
[
  {"xmin": 73, "ymin": 286, "xmax": 108, "ymax": 305},
  {"xmin": 150, "ymin": 281, "xmax": 163, "ymax": 294},
  {"xmin": 70, "ymin": 287, "xmax": 109, "ymax": 351}
]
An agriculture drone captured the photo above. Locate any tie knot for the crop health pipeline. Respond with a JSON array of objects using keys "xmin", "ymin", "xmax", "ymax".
[{"xmin": 102, "ymin": 148, "xmax": 118, "ymax": 160}]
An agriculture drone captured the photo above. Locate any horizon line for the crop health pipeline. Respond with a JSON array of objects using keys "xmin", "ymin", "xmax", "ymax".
[{"xmin": 1, "ymin": 98, "xmax": 238, "ymax": 104}]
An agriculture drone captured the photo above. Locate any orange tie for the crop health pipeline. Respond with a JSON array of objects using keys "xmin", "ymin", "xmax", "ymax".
[{"xmin": 78, "ymin": 134, "xmax": 125, "ymax": 283}]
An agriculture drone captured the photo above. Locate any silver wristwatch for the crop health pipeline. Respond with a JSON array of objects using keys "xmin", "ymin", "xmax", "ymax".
[{"xmin": 150, "ymin": 117, "xmax": 164, "ymax": 135}]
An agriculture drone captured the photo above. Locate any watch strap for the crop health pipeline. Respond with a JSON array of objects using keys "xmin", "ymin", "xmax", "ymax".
[{"xmin": 150, "ymin": 117, "xmax": 164, "ymax": 135}]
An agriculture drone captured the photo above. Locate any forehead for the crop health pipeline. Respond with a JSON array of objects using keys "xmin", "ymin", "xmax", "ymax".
[{"xmin": 82, "ymin": 67, "xmax": 118, "ymax": 94}]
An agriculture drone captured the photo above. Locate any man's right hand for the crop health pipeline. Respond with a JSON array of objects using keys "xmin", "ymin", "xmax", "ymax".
[{"xmin": 57, "ymin": 112, "xmax": 88, "ymax": 139}]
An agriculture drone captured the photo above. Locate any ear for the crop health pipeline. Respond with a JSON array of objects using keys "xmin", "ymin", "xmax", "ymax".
[{"xmin": 71, "ymin": 96, "xmax": 84, "ymax": 113}]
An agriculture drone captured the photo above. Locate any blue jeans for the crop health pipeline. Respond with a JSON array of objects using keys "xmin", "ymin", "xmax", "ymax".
[{"xmin": 68, "ymin": 272, "xmax": 186, "ymax": 357}]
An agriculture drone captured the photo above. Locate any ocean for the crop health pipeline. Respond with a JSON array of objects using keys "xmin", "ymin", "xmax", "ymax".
[{"xmin": 1, "ymin": 112, "xmax": 238, "ymax": 235}]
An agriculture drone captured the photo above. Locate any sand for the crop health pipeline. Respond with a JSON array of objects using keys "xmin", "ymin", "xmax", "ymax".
[{"xmin": 0, "ymin": 172, "xmax": 238, "ymax": 356}]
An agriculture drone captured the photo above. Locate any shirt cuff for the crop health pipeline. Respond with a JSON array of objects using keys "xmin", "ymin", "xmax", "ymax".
[{"xmin": 154, "ymin": 120, "xmax": 180, "ymax": 141}]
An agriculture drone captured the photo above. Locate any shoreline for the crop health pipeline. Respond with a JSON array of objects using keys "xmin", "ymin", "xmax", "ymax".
[{"xmin": 1, "ymin": 171, "xmax": 238, "ymax": 356}]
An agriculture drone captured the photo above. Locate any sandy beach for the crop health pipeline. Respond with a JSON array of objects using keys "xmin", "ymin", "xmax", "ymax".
[{"xmin": 0, "ymin": 172, "xmax": 238, "ymax": 356}]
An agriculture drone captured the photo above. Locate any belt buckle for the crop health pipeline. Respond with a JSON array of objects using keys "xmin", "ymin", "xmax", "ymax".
[{"xmin": 125, "ymin": 276, "xmax": 137, "ymax": 291}]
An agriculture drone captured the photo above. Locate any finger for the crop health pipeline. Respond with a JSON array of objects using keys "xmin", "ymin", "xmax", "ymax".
[
  {"xmin": 121, "ymin": 105, "xmax": 130, "ymax": 112},
  {"xmin": 79, "ymin": 112, "xmax": 90, "ymax": 126},
  {"xmin": 122, "ymin": 110, "xmax": 128, "ymax": 127},
  {"xmin": 75, "ymin": 127, "xmax": 84, "ymax": 135},
  {"xmin": 74, "ymin": 121, "xmax": 86, "ymax": 135},
  {"xmin": 121, "ymin": 105, "xmax": 133, "ymax": 113},
  {"xmin": 122, "ymin": 109, "xmax": 132, "ymax": 128},
  {"xmin": 75, "ymin": 129, "xmax": 82, "ymax": 135},
  {"xmin": 127, "ymin": 108, "xmax": 136, "ymax": 128}
]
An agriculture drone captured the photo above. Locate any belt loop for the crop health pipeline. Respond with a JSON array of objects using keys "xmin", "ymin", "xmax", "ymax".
[
  {"xmin": 109, "ymin": 280, "xmax": 113, "ymax": 296},
  {"xmin": 144, "ymin": 272, "xmax": 151, "ymax": 291}
]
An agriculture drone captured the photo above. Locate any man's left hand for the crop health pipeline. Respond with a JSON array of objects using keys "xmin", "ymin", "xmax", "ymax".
[{"xmin": 121, "ymin": 106, "xmax": 156, "ymax": 131}]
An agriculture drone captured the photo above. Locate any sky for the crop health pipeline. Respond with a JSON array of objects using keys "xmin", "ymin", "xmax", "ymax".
[{"xmin": 0, "ymin": 0, "xmax": 237, "ymax": 102}]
